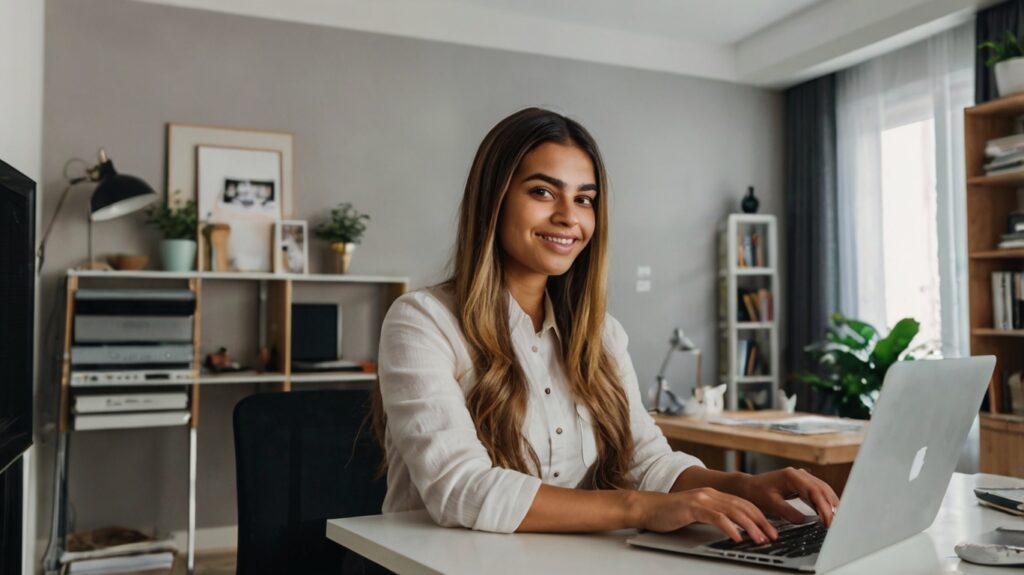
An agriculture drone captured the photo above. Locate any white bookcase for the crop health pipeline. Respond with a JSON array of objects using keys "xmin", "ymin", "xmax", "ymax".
[{"xmin": 717, "ymin": 214, "xmax": 780, "ymax": 411}]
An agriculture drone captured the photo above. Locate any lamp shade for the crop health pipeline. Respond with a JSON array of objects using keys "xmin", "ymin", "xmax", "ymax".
[{"xmin": 90, "ymin": 158, "xmax": 157, "ymax": 221}]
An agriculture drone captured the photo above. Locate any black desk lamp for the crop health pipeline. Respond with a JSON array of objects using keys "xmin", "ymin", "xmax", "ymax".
[
  {"xmin": 37, "ymin": 149, "xmax": 158, "ymax": 272},
  {"xmin": 651, "ymin": 328, "xmax": 702, "ymax": 415}
]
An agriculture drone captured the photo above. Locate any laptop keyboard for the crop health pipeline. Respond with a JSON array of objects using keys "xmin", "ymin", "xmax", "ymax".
[{"xmin": 706, "ymin": 521, "xmax": 828, "ymax": 559}]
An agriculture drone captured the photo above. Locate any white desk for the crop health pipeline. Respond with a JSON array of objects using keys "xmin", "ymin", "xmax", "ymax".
[{"xmin": 326, "ymin": 473, "xmax": 1024, "ymax": 574}]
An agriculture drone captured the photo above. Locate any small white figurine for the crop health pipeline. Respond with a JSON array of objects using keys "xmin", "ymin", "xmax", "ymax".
[
  {"xmin": 776, "ymin": 391, "xmax": 797, "ymax": 413},
  {"xmin": 683, "ymin": 383, "xmax": 727, "ymax": 417}
]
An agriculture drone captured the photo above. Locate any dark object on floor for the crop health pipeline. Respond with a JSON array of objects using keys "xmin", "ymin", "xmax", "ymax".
[
  {"xmin": 741, "ymin": 185, "xmax": 760, "ymax": 213},
  {"xmin": 234, "ymin": 389, "xmax": 387, "ymax": 575}
]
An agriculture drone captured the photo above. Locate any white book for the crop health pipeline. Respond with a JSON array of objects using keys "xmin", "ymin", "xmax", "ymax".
[
  {"xmin": 1005, "ymin": 272, "xmax": 1014, "ymax": 330},
  {"xmin": 74, "ymin": 393, "xmax": 188, "ymax": 414},
  {"xmin": 67, "ymin": 551, "xmax": 174, "ymax": 574},
  {"xmin": 993, "ymin": 272, "xmax": 1005, "ymax": 329},
  {"xmin": 73, "ymin": 411, "xmax": 191, "ymax": 431}
]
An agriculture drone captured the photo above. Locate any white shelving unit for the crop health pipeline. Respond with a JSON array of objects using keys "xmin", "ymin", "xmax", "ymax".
[
  {"xmin": 45, "ymin": 269, "xmax": 407, "ymax": 575},
  {"xmin": 717, "ymin": 214, "xmax": 780, "ymax": 411}
]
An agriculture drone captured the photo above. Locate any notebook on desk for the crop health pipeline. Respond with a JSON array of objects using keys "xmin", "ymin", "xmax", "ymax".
[
  {"xmin": 708, "ymin": 415, "xmax": 863, "ymax": 435},
  {"xmin": 629, "ymin": 357, "xmax": 995, "ymax": 572}
]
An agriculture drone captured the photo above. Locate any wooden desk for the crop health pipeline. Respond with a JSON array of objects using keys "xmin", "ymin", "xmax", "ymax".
[{"xmin": 654, "ymin": 410, "xmax": 865, "ymax": 494}]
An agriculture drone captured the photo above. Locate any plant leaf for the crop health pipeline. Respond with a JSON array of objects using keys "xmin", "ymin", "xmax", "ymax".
[{"xmin": 870, "ymin": 318, "xmax": 920, "ymax": 372}]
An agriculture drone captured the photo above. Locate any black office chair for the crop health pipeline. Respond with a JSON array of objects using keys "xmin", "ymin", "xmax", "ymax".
[{"xmin": 233, "ymin": 389, "xmax": 387, "ymax": 574}]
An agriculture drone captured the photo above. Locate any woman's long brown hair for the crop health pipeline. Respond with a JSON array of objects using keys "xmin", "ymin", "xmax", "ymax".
[{"xmin": 372, "ymin": 107, "xmax": 634, "ymax": 489}]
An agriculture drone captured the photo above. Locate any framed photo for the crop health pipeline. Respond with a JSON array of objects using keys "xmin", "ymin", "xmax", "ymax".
[
  {"xmin": 275, "ymin": 220, "xmax": 309, "ymax": 274},
  {"xmin": 165, "ymin": 123, "xmax": 294, "ymax": 270},
  {"xmin": 197, "ymin": 145, "xmax": 282, "ymax": 272}
]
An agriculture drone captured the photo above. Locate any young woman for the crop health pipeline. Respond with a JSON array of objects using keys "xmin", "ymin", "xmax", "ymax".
[{"xmin": 374, "ymin": 108, "xmax": 839, "ymax": 543}]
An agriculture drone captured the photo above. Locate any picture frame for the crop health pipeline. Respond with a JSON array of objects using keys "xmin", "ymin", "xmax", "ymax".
[
  {"xmin": 275, "ymin": 220, "xmax": 309, "ymax": 275},
  {"xmin": 197, "ymin": 145, "xmax": 282, "ymax": 272},
  {"xmin": 165, "ymin": 123, "xmax": 295, "ymax": 270}
]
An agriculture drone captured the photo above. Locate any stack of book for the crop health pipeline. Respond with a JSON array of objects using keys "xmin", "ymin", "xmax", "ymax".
[
  {"xmin": 73, "ymin": 390, "xmax": 191, "ymax": 431},
  {"xmin": 737, "ymin": 230, "xmax": 766, "ymax": 267},
  {"xmin": 992, "ymin": 272, "xmax": 1024, "ymax": 330},
  {"xmin": 737, "ymin": 288, "xmax": 773, "ymax": 322},
  {"xmin": 984, "ymin": 134, "xmax": 1024, "ymax": 176},
  {"xmin": 737, "ymin": 340, "xmax": 765, "ymax": 376},
  {"xmin": 62, "ymin": 529, "xmax": 177, "ymax": 574},
  {"xmin": 999, "ymin": 213, "xmax": 1024, "ymax": 249}
]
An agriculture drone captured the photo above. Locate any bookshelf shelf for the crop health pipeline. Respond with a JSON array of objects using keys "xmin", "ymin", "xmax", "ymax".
[
  {"xmin": 717, "ymin": 213, "xmax": 779, "ymax": 411},
  {"xmin": 198, "ymin": 370, "xmax": 288, "ymax": 384},
  {"xmin": 965, "ymin": 93, "xmax": 1024, "ymax": 479},
  {"xmin": 971, "ymin": 328, "xmax": 1024, "ymax": 338},
  {"xmin": 969, "ymin": 249, "xmax": 1024, "ymax": 259}
]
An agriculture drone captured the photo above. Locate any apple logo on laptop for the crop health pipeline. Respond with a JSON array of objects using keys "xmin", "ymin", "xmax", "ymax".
[{"xmin": 909, "ymin": 446, "xmax": 928, "ymax": 482}]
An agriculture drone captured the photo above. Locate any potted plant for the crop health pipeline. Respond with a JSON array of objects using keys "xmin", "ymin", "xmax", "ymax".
[
  {"xmin": 980, "ymin": 31, "xmax": 1024, "ymax": 97},
  {"xmin": 144, "ymin": 199, "xmax": 198, "ymax": 271},
  {"xmin": 315, "ymin": 202, "xmax": 369, "ymax": 274},
  {"xmin": 791, "ymin": 312, "xmax": 935, "ymax": 420}
]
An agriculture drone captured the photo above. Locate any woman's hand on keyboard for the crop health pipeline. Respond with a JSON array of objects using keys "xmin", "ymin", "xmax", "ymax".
[
  {"xmin": 739, "ymin": 467, "xmax": 840, "ymax": 528},
  {"xmin": 633, "ymin": 487, "xmax": 779, "ymax": 544}
]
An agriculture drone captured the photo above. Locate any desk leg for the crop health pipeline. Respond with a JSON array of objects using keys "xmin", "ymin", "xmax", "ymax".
[
  {"xmin": 187, "ymin": 427, "xmax": 197, "ymax": 575},
  {"xmin": 42, "ymin": 431, "xmax": 69, "ymax": 575}
]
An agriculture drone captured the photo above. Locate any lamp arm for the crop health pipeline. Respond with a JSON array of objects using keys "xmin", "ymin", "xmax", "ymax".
[
  {"xmin": 36, "ymin": 159, "xmax": 92, "ymax": 274},
  {"xmin": 656, "ymin": 346, "xmax": 675, "ymax": 379}
]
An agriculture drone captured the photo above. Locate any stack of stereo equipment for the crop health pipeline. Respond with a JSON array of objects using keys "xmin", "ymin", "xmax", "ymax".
[{"xmin": 70, "ymin": 289, "xmax": 195, "ymax": 431}]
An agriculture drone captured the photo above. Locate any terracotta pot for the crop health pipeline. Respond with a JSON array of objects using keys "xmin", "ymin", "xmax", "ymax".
[{"xmin": 328, "ymin": 242, "xmax": 355, "ymax": 274}]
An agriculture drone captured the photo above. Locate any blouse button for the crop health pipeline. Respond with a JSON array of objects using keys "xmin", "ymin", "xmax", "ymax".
[
  {"xmin": 544, "ymin": 388, "xmax": 551, "ymax": 395},
  {"xmin": 531, "ymin": 345, "xmax": 539, "ymax": 353},
  {"xmin": 556, "ymin": 427, "xmax": 563, "ymax": 435},
  {"xmin": 553, "ymin": 471, "xmax": 560, "ymax": 478}
]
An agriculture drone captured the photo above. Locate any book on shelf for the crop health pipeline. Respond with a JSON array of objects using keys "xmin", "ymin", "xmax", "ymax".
[
  {"xmin": 73, "ymin": 392, "xmax": 188, "ymax": 414},
  {"xmin": 737, "ymin": 288, "xmax": 773, "ymax": 322},
  {"xmin": 991, "ymin": 272, "xmax": 1024, "ymax": 330},
  {"xmin": 73, "ymin": 410, "xmax": 191, "ymax": 431},
  {"xmin": 736, "ymin": 340, "xmax": 766, "ymax": 377},
  {"xmin": 985, "ymin": 133, "xmax": 1024, "ymax": 158},
  {"xmin": 66, "ymin": 550, "xmax": 174, "ymax": 574},
  {"xmin": 736, "ymin": 230, "xmax": 767, "ymax": 268}
]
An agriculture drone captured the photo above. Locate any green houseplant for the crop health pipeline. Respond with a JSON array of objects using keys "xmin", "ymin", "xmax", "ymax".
[
  {"xmin": 792, "ymin": 312, "xmax": 933, "ymax": 420},
  {"xmin": 144, "ymin": 199, "xmax": 198, "ymax": 271},
  {"xmin": 315, "ymin": 202, "xmax": 369, "ymax": 274},
  {"xmin": 979, "ymin": 31, "xmax": 1024, "ymax": 97}
]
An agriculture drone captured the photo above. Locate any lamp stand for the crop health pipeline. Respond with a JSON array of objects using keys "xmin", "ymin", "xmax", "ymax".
[{"xmin": 77, "ymin": 216, "xmax": 112, "ymax": 270}]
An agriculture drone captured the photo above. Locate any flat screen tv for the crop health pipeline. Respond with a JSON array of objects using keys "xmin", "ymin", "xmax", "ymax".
[{"xmin": 0, "ymin": 158, "xmax": 34, "ymax": 475}]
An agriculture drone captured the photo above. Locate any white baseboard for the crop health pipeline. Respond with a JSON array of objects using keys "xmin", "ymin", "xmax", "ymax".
[{"xmin": 170, "ymin": 525, "xmax": 238, "ymax": 554}]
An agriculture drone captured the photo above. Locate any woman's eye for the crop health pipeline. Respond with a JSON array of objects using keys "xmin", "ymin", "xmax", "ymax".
[
  {"xmin": 576, "ymin": 196, "xmax": 594, "ymax": 206},
  {"xmin": 530, "ymin": 187, "xmax": 554, "ymax": 198}
]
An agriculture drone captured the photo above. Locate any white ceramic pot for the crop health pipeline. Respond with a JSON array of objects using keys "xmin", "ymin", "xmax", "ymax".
[
  {"xmin": 995, "ymin": 58, "xmax": 1024, "ymax": 97},
  {"xmin": 160, "ymin": 239, "xmax": 197, "ymax": 271}
]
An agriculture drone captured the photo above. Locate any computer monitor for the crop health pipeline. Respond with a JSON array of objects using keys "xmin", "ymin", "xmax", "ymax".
[{"xmin": 0, "ymin": 158, "xmax": 35, "ymax": 475}]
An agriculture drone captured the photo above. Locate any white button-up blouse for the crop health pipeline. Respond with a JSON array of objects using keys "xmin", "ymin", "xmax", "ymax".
[{"xmin": 378, "ymin": 284, "xmax": 704, "ymax": 533}]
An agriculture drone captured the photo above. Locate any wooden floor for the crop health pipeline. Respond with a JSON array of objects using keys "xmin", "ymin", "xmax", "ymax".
[{"xmin": 172, "ymin": 550, "xmax": 236, "ymax": 575}]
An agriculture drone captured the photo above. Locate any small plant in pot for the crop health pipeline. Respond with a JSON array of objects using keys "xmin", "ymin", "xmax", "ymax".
[
  {"xmin": 980, "ymin": 31, "xmax": 1024, "ymax": 97},
  {"xmin": 315, "ymin": 202, "xmax": 369, "ymax": 274},
  {"xmin": 791, "ymin": 312, "xmax": 937, "ymax": 420},
  {"xmin": 144, "ymin": 199, "xmax": 198, "ymax": 271}
]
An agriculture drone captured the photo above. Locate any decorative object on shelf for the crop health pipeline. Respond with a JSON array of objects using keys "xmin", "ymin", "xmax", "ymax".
[
  {"xmin": 791, "ymin": 312, "xmax": 936, "ymax": 419},
  {"xmin": 315, "ymin": 203, "xmax": 370, "ymax": 274},
  {"xmin": 275, "ymin": 220, "xmax": 309, "ymax": 274},
  {"xmin": 979, "ymin": 31, "xmax": 1024, "ymax": 97},
  {"xmin": 37, "ymin": 149, "xmax": 158, "ymax": 272},
  {"xmin": 204, "ymin": 222, "xmax": 231, "ymax": 272},
  {"xmin": 776, "ymin": 390, "xmax": 797, "ymax": 413},
  {"xmin": 649, "ymin": 328, "xmax": 701, "ymax": 415},
  {"xmin": 682, "ymin": 383, "xmax": 726, "ymax": 417},
  {"xmin": 106, "ymin": 254, "xmax": 148, "ymax": 271},
  {"xmin": 144, "ymin": 200, "xmax": 198, "ymax": 271},
  {"xmin": 196, "ymin": 145, "xmax": 283, "ymax": 272},
  {"xmin": 204, "ymin": 347, "xmax": 246, "ymax": 373},
  {"xmin": 740, "ymin": 185, "xmax": 759, "ymax": 214}
]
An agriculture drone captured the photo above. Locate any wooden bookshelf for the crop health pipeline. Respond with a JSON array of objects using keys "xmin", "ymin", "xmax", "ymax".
[{"xmin": 964, "ymin": 93, "xmax": 1024, "ymax": 479}]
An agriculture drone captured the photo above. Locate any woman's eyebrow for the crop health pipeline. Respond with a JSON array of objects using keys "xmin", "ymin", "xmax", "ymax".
[{"xmin": 522, "ymin": 172, "xmax": 598, "ymax": 193}]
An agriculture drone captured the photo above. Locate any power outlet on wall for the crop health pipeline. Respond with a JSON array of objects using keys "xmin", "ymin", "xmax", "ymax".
[{"xmin": 636, "ymin": 265, "xmax": 651, "ymax": 292}]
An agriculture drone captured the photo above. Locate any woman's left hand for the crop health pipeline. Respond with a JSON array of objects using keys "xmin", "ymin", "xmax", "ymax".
[{"xmin": 739, "ymin": 467, "xmax": 840, "ymax": 527}]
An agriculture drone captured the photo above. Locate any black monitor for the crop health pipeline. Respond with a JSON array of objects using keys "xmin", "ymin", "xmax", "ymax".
[{"xmin": 0, "ymin": 158, "xmax": 35, "ymax": 475}]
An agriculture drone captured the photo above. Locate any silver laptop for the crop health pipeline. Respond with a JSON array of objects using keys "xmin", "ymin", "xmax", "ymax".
[{"xmin": 628, "ymin": 356, "xmax": 996, "ymax": 572}]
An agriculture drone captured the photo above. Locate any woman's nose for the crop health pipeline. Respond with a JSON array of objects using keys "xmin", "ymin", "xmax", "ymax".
[{"xmin": 552, "ymin": 197, "xmax": 579, "ymax": 226}]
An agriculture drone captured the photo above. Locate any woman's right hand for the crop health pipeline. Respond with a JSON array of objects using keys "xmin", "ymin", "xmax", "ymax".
[{"xmin": 632, "ymin": 487, "xmax": 779, "ymax": 544}]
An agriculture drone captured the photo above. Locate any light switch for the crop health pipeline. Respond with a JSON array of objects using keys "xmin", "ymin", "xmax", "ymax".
[
  {"xmin": 636, "ymin": 280, "xmax": 651, "ymax": 292},
  {"xmin": 637, "ymin": 266, "xmax": 651, "ymax": 279}
]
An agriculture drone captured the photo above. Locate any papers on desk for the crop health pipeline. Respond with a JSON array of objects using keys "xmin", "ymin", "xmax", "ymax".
[{"xmin": 708, "ymin": 415, "xmax": 864, "ymax": 435}]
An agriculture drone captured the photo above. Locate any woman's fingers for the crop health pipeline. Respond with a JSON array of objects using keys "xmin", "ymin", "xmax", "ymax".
[
  {"xmin": 695, "ymin": 507, "xmax": 744, "ymax": 542},
  {"xmin": 767, "ymin": 492, "xmax": 806, "ymax": 524},
  {"xmin": 792, "ymin": 470, "xmax": 836, "ymax": 527}
]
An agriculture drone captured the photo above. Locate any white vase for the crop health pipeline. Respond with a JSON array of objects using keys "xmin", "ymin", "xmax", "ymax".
[
  {"xmin": 161, "ymin": 239, "xmax": 197, "ymax": 271},
  {"xmin": 994, "ymin": 58, "xmax": 1024, "ymax": 97}
]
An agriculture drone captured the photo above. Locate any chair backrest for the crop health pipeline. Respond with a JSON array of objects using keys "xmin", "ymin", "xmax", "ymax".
[{"xmin": 233, "ymin": 389, "xmax": 385, "ymax": 574}]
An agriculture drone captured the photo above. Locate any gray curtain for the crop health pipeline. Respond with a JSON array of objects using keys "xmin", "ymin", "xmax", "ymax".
[
  {"xmin": 976, "ymin": 0, "xmax": 1024, "ymax": 103},
  {"xmin": 783, "ymin": 75, "xmax": 840, "ymax": 413}
]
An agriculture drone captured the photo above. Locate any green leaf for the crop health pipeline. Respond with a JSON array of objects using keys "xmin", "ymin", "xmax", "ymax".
[{"xmin": 870, "ymin": 318, "xmax": 919, "ymax": 371}]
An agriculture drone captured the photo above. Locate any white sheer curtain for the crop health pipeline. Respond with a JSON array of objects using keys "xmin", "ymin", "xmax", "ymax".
[
  {"xmin": 836, "ymin": 22, "xmax": 976, "ymax": 470},
  {"xmin": 836, "ymin": 22, "xmax": 973, "ymax": 357}
]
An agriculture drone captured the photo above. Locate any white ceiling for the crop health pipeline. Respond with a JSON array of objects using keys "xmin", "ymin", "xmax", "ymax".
[
  {"xmin": 442, "ymin": 0, "xmax": 825, "ymax": 45},
  {"xmin": 133, "ymin": 0, "xmax": 994, "ymax": 88}
]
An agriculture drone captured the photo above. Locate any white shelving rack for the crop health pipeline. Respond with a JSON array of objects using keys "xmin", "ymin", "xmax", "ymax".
[{"xmin": 717, "ymin": 214, "xmax": 780, "ymax": 411}]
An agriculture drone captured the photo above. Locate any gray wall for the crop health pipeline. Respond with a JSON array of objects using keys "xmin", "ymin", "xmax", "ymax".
[{"xmin": 38, "ymin": 0, "xmax": 784, "ymax": 542}]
